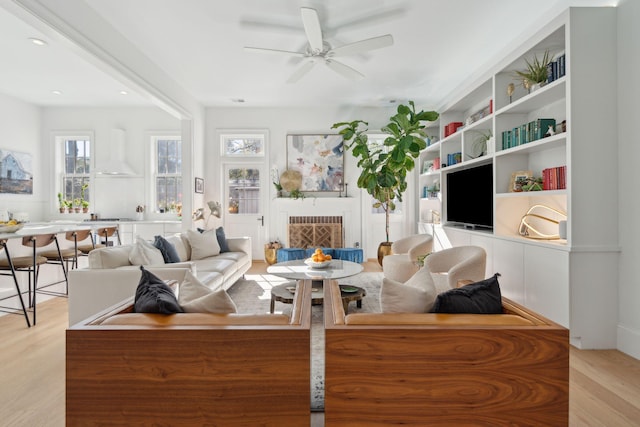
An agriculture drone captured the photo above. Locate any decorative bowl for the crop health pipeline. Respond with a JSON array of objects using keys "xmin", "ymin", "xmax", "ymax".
[
  {"xmin": 304, "ymin": 258, "xmax": 331, "ymax": 269},
  {"xmin": 0, "ymin": 223, "xmax": 24, "ymax": 233}
]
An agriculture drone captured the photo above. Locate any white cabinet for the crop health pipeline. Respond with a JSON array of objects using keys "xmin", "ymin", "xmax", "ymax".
[
  {"xmin": 418, "ymin": 8, "xmax": 618, "ymax": 348},
  {"xmin": 119, "ymin": 221, "xmax": 182, "ymax": 245}
]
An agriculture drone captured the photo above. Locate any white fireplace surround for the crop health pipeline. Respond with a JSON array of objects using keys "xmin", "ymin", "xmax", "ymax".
[{"xmin": 274, "ymin": 198, "xmax": 360, "ymax": 250}]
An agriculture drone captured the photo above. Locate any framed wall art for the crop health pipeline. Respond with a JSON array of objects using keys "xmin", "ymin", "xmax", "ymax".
[
  {"xmin": 509, "ymin": 170, "xmax": 532, "ymax": 192},
  {"xmin": 194, "ymin": 177, "xmax": 204, "ymax": 194},
  {"xmin": 286, "ymin": 134, "xmax": 344, "ymax": 192},
  {"xmin": 0, "ymin": 148, "xmax": 33, "ymax": 194}
]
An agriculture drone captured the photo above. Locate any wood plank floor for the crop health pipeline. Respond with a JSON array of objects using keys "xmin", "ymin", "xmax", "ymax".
[{"xmin": 1, "ymin": 261, "xmax": 639, "ymax": 426}]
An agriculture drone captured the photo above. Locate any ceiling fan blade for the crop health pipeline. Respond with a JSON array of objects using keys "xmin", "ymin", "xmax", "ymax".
[
  {"xmin": 287, "ymin": 60, "xmax": 316, "ymax": 83},
  {"xmin": 329, "ymin": 34, "xmax": 394, "ymax": 57},
  {"xmin": 244, "ymin": 46, "xmax": 306, "ymax": 57},
  {"xmin": 301, "ymin": 7, "xmax": 323, "ymax": 53},
  {"xmin": 325, "ymin": 59, "xmax": 364, "ymax": 80}
]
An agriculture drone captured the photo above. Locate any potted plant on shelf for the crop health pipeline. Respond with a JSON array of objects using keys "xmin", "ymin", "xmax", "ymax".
[
  {"xmin": 332, "ymin": 101, "xmax": 439, "ymax": 265},
  {"xmin": 73, "ymin": 198, "xmax": 82, "ymax": 213},
  {"xmin": 514, "ymin": 49, "xmax": 553, "ymax": 93},
  {"xmin": 64, "ymin": 199, "xmax": 73, "ymax": 213}
]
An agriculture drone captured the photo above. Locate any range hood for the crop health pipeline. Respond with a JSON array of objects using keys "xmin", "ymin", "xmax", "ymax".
[{"xmin": 95, "ymin": 128, "xmax": 138, "ymax": 176}]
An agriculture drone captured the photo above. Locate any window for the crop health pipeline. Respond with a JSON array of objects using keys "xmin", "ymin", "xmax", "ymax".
[
  {"xmin": 220, "ymin": 131, "xmax": 266, "ymax": 157},
  {"xmin": 61, "ymin": 138, "xmax": 91, "ymax": 205},
  {"xmin": 154, "ymin": 137, "xmax": 182, "ymax": 213},
  {"xmin": 227, "ymin": 167, "xmax": 260, "ymax": 214}
]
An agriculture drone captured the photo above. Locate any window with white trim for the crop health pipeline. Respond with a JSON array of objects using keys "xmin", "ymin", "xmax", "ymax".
[
  {"xmin": 60, "ymin": 138, "xmax": 91, "ymax": 208},
  {"xmin": 153, "ymin": 136, "xmax": 182, "ymax": 213}
]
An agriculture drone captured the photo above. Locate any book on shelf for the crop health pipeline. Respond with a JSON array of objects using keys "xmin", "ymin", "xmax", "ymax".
[
  {"xmin": 501, "ymin": 118, "xmax": 556, "ymax": 150},
  {"xmin": 542, "ymin": 165, "xmax": 566, "ymax": 190}
]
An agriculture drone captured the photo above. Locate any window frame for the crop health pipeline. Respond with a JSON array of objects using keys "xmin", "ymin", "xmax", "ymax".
[
  {"xmin": 150, "ymin": 133, "xmax": 183, "ymax": 214},
  {"xmin": 54, "ymin": 131, "xmax": 94, "ymax": 213}
]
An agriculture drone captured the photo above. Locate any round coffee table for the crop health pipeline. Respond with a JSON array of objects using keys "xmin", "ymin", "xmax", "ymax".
[
  {"xmin": 270, "ymin": 282, "xmax": 366, "ymax": 314},
  {"xmin": 266, "ymin": 259, "xmax": 363, "ymax": 281}
]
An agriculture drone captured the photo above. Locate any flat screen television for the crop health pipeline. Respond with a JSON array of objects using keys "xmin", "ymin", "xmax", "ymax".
[{"xmin": 445, "ymin": 163, "xmax": 493, "ymax": 229}]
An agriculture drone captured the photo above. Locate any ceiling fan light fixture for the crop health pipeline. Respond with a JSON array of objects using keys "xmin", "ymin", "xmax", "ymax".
[{"xmin": 245, "ymin": 7, "xmax": 393, "ymax": 83}]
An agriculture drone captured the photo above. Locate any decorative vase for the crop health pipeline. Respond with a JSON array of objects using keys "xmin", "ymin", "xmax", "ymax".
[
  {"xmin": 264, "ymin": 248, "xmax": 278, "ymax": 265},
  {"xmin": 377, "ymin": 241, "xmax": 393, "ymax": 266}
]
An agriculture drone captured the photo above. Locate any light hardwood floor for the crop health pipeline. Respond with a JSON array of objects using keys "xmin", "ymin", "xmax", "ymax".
[{"xmin": 1, "ymin": 261, "xmax": 639, "ymax": 426}]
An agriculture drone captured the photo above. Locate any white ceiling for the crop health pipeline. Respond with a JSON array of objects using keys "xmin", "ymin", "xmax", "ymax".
[{"xmin": 0, "ymin": 0, "xmax": 616, "ymax": 110}]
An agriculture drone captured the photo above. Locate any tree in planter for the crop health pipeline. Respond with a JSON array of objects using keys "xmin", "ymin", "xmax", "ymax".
[{"xmin": 332, "ymin": 101, "xmax": 438, "ymax": 261}]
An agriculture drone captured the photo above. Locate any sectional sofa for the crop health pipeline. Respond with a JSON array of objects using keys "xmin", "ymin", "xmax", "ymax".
[{"xmin": 68, "ymin": 232, "xmax": 251, "ymax": 325}]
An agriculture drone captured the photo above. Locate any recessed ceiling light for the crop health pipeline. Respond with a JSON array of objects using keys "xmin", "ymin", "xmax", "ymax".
[
  {"xmin": 29, "ymin": 38, "xmax": 47, "ymax": 46},
  {"xmin": 51, "ymin": 90, "xmax": 62, "ymax": 95},
  {"xmin": 120, "ymin": 90, "xmax": 128, "ymax": 95}
]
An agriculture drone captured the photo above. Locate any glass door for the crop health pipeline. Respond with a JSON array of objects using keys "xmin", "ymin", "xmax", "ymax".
[{"xmin": 223, "ymin": 164, "xmax": 267, "ymax": 259}]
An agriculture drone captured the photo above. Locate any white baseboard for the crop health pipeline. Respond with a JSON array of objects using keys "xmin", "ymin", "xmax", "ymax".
[{"xmin": 617, "ymin": 324, "xmax": 640, "ymax": 360}]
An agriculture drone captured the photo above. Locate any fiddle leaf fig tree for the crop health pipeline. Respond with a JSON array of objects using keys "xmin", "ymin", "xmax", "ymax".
[{"xmin": 332, "ymin": 101, "xmax": 439, "ymax": 242}]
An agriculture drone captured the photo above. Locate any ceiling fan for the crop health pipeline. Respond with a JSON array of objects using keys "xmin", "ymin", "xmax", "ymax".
[{"xmin": 244, "ymin": 7, "xmax": 393, "ymax": 83}]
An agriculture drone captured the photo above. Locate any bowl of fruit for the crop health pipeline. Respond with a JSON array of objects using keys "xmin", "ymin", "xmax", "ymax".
[
  {"xmin": 304, "ymin": 248, "xmax": 333, "ymax": 269},
  {"xmin": 0, "ymin": 220, "xmax": 25, "ymax": 233}
]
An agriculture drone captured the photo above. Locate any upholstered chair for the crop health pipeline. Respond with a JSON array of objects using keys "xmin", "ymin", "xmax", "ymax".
[
  {"xmin": 382, "ymin": 234, "xmax": 433, "ymax": 283},
  {"xmin": 425, "ymin": 245, "xmax": 487, "ymax": 293}
]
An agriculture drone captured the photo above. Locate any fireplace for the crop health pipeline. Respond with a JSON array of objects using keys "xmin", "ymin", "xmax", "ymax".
[{"xmin": 288, "ymin": 216, "xmax": 343, "ymax": 248}]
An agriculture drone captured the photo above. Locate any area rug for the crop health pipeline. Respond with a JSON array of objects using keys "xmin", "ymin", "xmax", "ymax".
[{"xmin": 227, "ymin": 272, "xmax": 383, "ymax": 411}]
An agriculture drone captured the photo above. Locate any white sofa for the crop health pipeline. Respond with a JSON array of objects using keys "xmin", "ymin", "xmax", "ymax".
[{"xmin": 68, "ymin": 233, "xmax": 251, "ymax": 325}]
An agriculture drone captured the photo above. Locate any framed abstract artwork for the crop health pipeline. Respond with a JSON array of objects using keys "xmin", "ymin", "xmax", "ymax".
[{"xmin": 286, "ymin": 134, "xmax": 344, "ymax": 192}]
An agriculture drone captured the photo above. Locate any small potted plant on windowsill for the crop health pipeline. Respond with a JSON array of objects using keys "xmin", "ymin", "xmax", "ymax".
[
  {"xmin": 57, "ymin": 192, "xmax": 66, "ymax": 213},
  {"xmin": 64, "ymin": 200, "xmax": 73, "ymax": 213},
  {"xmin": 73, "ymin": 198, "xmax": 82, "ymax": 213},
  {"xmin": 81, "ymin": 200, "xmax": 90, "ymax": 213}
]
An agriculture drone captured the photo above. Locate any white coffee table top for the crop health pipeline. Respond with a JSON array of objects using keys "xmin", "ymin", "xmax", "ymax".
[{"xmin": 266, "ymin": 259, "xmax": 363, "ymax": 280}]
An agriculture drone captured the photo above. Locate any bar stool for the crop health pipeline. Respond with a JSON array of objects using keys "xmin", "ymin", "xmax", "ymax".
[
  {"xmin": 38, "ymin": 232, "xmax": 80, "ymax": 276},
  {"xmin": 28, "ymin": 234, "xmax": 69, "ymax": 324},
  {"xmin": 74, "ymin": 229, "xmax": 98, "ymax": 259},
  {"xmin": 0, "ymin": 236, "xmax": 49, "ymax": 326},
  {"xmin": 0, "ymin": 239, "xmax": 33, "ymax": 327},
  {"xmin": 96, "ymin": 226, "xmax": 121, "ymax": 247}
]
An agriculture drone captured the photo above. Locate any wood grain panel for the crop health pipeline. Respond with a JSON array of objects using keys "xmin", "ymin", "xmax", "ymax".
[
  {"xmin": 66, "ymin": 281, "xmax": 313, "ymax": 426},
  {"xmin": 323, "ymin": 280, "xmax": 569, "ymax": 426}
]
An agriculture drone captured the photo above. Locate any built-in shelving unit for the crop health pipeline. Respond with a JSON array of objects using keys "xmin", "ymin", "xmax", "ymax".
[{"xmin": 416, "ymin": 7, "xmax": 619, "ymax": 349}]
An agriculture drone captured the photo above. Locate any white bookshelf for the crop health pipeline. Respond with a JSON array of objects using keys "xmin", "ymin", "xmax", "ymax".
[{"xmin": 416, "ymin": 7, "xmax": 618, "ymax": 349}]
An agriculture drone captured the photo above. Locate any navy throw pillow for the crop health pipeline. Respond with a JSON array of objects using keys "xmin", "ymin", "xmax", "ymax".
[
  {"xmin": 216, "ymin": 227, "xmax": 230, "ymax": 253},
  {"xmin": 430, "ymin": 273, "xmax": 502, "ymax": 314},
  {"xmin": 133, "ymin": 266, "xmax": 183, "ymax": 314},
  {"xmin": 153, "ymin": 235, "xmax": 180, "ymax": 263}
]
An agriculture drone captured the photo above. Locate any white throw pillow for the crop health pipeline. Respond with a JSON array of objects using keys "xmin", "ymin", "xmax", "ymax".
[
  {"xmin": 380, "ymin": 265, "xmax": 437, "ymax": 313},
  {"xmin": 166, "ymin": 234, "xmax": 189, "ymax": 262},
  {"xmin": 178, "ymin": 270, "xmax": 237, "ymax": 313},
  {"xmin": 128, "ymin": 237, "xmax": 165, "ymax": 266},
  {"xmin": 186, "ymin": 229, "xmax": 220, "ymax": 260}
]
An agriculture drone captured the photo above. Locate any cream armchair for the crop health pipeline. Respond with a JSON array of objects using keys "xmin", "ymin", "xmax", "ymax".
[
  {"xmin": 425, "ymin": 245, "xmax": 487, "ymax": 293},
  {"xmin": 382, "ymin": 234, "xmax": 434, "ymax": 283}
]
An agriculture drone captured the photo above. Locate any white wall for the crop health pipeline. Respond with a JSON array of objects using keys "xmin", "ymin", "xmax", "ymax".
[
  {"xmin": 41, "ymin": 106, "xmax": 180, "ymax": 219},
  {"xmin": 0, "ymin": 93, "xmax": 43, "ymax": 220},
  {"xmin": 617, "ymin": 0, "xmax": 640, "ymax": 359},
  {"xmin": 205, "ymin": 105, "xmax": 415, "ymax": 259}
]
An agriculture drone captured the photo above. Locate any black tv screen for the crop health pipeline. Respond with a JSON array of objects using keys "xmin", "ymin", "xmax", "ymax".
[{"xmin": 446, "ymin": 163, "xmax": 493, "ymax": 229}]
